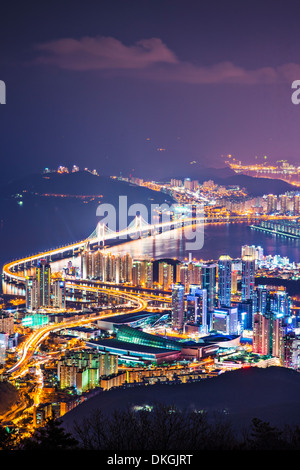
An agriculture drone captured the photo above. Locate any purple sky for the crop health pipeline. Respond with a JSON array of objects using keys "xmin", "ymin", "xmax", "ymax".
[{"xmin": 1, "ymin": 0, "xmax": 300, "ymax": 182}]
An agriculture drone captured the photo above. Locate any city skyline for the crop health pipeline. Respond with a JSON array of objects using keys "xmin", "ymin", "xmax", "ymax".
[{"xmin": 3, "ymin": 0, "xmax": 300, "ymax": 453}]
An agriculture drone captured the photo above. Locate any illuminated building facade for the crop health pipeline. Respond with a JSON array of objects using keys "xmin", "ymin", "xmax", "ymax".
[
  {"xmin": 266, "ymin": 194, "xmax": 278, "ymax": 214},
  {"xmin": 253, "ymin": 312, "xmax": 287, "ymax": 357},
  {"xmin": 253, "ymin": 285, "xmax": 269, "ymax": 315},
  {"xmin": 237, "ymin": 299, "xmax": 253, "ymax": 330},
  {"xmin": 116, "ymin": 324, "xmax": 182, "ymax": 351},
  {"xmin": 52, "ymin": 278, "xmax": 66, "ymax": 309},
  {"xmin": 201, "ymin": 263, "xmax": 217, "ymax": 312},
  {"xmin": 176, "ymin": 262, "xmax": 201, "ymax": 290},
  {"xmin": 36, "ymin": 259, "xmax": 51, "ymax": 308},
  {"xmin": 241, "ymin": 255, "xmax": 255, "ymax": 301},
  {"xmin": 242, "ymin": 244, "xmax": 264, "ymax": 261},
  {"xmin": 80, "ymin": 249, "xmax": 133, "ymax": 284},
  {"xmin": 0, "ymin": 314, "xmax": 14, "ymax": 335},
  {"xmin": 132, "ymin": 260, "xmax": 153, "ymax": 288},
  {"xmin": 171, "ymin": 282, "xmax": 185, "ymax": 330},
  {"xmin": 217, "ymin": 255, "xmax": 232, "ymax": 307},
  {"xmin": 231, "ymin": 270, "xmax": 238, "ymax": 294},
  {"xmin": 0, "ymin": 333, "xmax": 8, "ymax": 364},
  {"xmin": 253, "ymin": 286, "xmax": 291, "ymax": 318},
  {"xmin": 57, "ymin": 350, "xmax": 118, "ymax": 394},
  {"xmin": 158, "ymin": 262, "xmax": 174, "ymax": 290},
  {"xmin": 25, "ymin": 276, "xmax": 38, "ymax": 311},
  {"xmin": 210, "ymin": 307, "xmax": 238, "ymax": 335},
  {"xmin": 186, "ymin": 285, "xmax": 208, "ymax": 333},
  {"xmin": 22, "ymin": 313, "xmax": 49, "ymax": 329}
]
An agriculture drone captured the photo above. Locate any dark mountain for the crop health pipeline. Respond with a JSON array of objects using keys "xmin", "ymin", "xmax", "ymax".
[
  {"xmin": 61, "ymin": 366, "xmax": 300, "ymax": 437},
  {"xmin": 219, "ymin": 173, "xmax": 296, "ymax": 196},
  {"xmin": 160, "ymin": 166, "xmax": 297, "ymax": 196},
  {"xmin": 0, "ymin": 170, "xmax": 175, "ymax": 205},
  {"xmin": 0, "ymin": 381, "xmax": 20, "ymax": 415}
]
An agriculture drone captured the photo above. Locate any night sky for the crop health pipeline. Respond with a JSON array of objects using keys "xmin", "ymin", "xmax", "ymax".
[{"xmin": 1, "ymin": 0, "xmax": 300, "ymax": 183}]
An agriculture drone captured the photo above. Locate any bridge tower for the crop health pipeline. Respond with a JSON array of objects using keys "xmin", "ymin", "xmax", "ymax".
[
  {"xmin": 96, "ymin": 221, "xmax": 106, "ymax": 247},
  {"xmin": 134, "ymin": 215, "xmax": 143, "ymax": 238}
]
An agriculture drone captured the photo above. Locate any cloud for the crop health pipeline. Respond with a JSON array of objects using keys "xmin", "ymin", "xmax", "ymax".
[
  {"xmin": 34, "ymin": 35, "xmax": 300, "ymax": 85},
  {"xmin": 34, "ymin": 36, "xmax": 178, "ymax": 71}
]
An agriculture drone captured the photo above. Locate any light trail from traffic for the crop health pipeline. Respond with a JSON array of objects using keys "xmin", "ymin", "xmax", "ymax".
[{"xmin": 6, "ymin": 285, "xmax": 148, "ymax": 376}]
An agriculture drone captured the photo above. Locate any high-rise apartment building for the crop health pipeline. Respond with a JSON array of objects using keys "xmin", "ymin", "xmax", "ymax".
[
  {"xmin": 159, "ymin": 262, "xmax": 174, "ymax": 290},
  {"xmin": 218, "ymin": 255, "xmax": 232, "ymax": 307},
  {"xmin": 201, "ymin": 263, "xmax": 217, "ymax": 312},
  {"xmin": 36, "ymin": 259, "xmax": 51, "ymax": 308},
  {"xmin": 57, "ymin": 350, "xmax": 118, "ymax": 394},
  {"xmin": 25, "ymin": 276, "xmax": 38, "ymax": 311},
  {"xmin": 0, "ymin": 314, "xmax": 14, "ymax": 335},
  {"xmin": 253, "ymin": 312, "xmax": 287, "ymax": 357},
  {"xmin": 241, "ymin": 255, "xmax": 255, "ymax": 301},
  {"xmin": 266, "ymin": 194, "xmax": 278, "ymax": 214},
  {"xmin": 52, "ymin": 279, "xmax": 66, "ymax": 309},
  {"xmin": 186, "ymin": 285, "xmax": 208, "ymax": 333},
  {"xmin": 176, "ymin": 262, "xmax": 201, "ymax": 290},
  {"xmin": 171, "ymin": 282, "xmax": 185, "ymax": 330}
]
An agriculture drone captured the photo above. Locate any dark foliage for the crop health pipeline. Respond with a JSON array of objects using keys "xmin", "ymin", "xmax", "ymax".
[
  {"xmin": 72, "ymin": 404, "xmax": 300, "ymax": 451},
  {"xmin": 4, "ymin": 404, "xmax": 300, "ymax": 450},
  {"xmin": 19, "ymin": 418, "xmax": 79, "ymax": 450}
]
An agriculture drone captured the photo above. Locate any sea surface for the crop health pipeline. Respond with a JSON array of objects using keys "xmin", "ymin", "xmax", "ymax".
[
  {"xmin": 102, "ymin": 222, "xmax": 300, "ymax": 264},
  {"xmin": 1, "ymin": 195, "xmax": 300, "ymax": 287}
]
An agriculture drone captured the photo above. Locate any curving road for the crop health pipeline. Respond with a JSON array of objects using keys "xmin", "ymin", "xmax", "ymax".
[{"xmin": 6, "ymin": 284, "xmax": 148, "ymax": 376}]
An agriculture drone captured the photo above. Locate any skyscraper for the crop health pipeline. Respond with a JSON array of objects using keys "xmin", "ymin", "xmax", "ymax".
[
  {"xmin": 253, "ymin": 313, "xmax": 271, "ymax": 355},
  {"xmin": 253, "ymin": 285, "xmax": 269, "ymax": 315},
  {"xmin": 186, "ymin": 285, "xmax": 208, "ymax": 333},
  {"xmin": 25, "ymin": 276, "xmax": 38, "ymax": 311},
  {"xmin": 270, "ymin": 290, "xmax": 291, "ymax": 317},
  {"xmin": 81, "ymin": 248, "xmax": 93, "ymax": 279},
  {"xmin": 231, "ymin": 270, "xmax": 238, "ymax": 294},
  {"xmin": 238, "ymin": 299, "xmax": 253, "ymax": 330},
  {"xmin": 144, "ymin": 260, "xmax": 154, "ymax": 288},
  {"xmin": 121, "ymin": 253, "xmax": 133, "ymax": 283},
  {"xmin": 253, "ymin": 312, "xmax": 287, "ymax": 357},
  {"xmin": 176, "ymin": 262, "xmax": 201, "ymax": 290},
  {"xmin": 253, "ymin": 286, "xmax": 291, "ymax": 318},
  {"xmin": 217, "ymin": 255, "xmax": 232, "ymax": 307},
  {"xmin": 171, "ymin": 283, "xmax": 185, "ymax": 330},
  {"xmin": 279, "ymin": 194, "xmax": 288, "ymax": 214},
  {"xmin": 241, "ymin": 255, "xmax": 255, "ymax": 301},
  {"xmin": 93, "ymin": 250, "xmax": 105, "ymax": 280},
  {"xmin": 52, "ymin": 279, "xmax": 66, "ymax": 309},
  {"xmin": 132, "ymin": 260, "xmax": 144, "ymax": 287},
  {"xmin": 36, "ymin": 260, "xmax": 51, "ymax": 308},
  {"xmin": 293, "ymin": 195, "xmax": 300, "ymax": 215},
  {"xmin": 266, "ymin": 194, "xmax": 278, "ymax": 214},
  {"xmin": 210, "ymin": 306, "xmax": 238, "ymax": 335},
  {"xmin": 159, "ymin": 262, "xmax": 174, "ymax": 290},
  {"xmin": 201, "ymin": 263, "xmax": 217, "ymax": 312}
]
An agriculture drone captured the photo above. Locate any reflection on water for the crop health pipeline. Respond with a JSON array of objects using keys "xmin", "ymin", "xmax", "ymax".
[
  {"xmin": 103, "ymin": 223, "xmax": 300, "ymax": 263},
  {"xmin": 3, "ymin": 222, "xmax": 300, "ymax": 296}
]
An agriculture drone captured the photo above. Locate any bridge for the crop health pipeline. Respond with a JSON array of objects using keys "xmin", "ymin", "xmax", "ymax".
[
  {"xmin": 2, "ymin": 212, "xmax": 202, "ymax": 284},
  {"xmin": 2, "ymin": 212, "xmax": 296, "ymax": 285}
]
